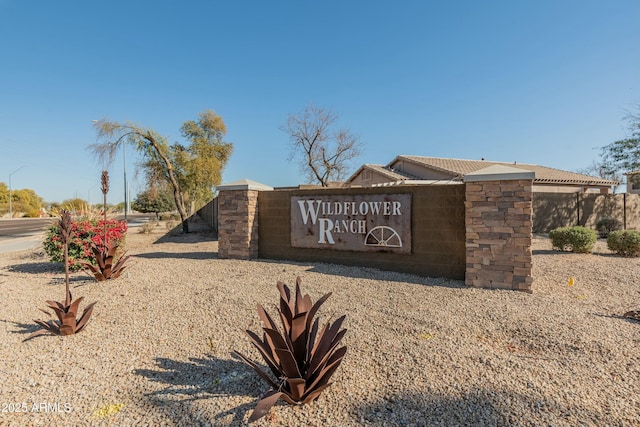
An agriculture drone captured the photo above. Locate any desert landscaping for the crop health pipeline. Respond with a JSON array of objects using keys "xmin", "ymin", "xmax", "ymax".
[{"xmin": 0, "ymin": 218, "xmax": 638, "ymax": 426}]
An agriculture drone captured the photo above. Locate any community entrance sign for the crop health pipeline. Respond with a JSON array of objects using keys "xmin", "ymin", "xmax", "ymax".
[{"xmin": 291, "ymin": 194, "xmax": 411, "ymax": 254}]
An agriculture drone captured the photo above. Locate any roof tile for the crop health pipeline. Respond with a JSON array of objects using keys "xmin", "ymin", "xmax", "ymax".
[{"xmin": 396, "ymin": 156, "xmax": 618, "ymax": 186}]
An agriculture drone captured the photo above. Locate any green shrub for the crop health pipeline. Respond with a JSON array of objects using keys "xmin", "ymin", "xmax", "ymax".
[
  {"xmin": 566, "ymin": 227, "xmax": 598, "ymax": 253},
  {"xmin": 549, "ymin": 227, "xmax": 570, "ymax": 251},
  {"xmin": 549, "ymin": 226, "xmax": 597, "ymax": 253},
  {"xmin": 23, "ymin": 208, "xmax": 41, "ymax": 218},
  {"xmin": 43, "ymin": 219, "xmax": 128, "ymax": 270},
  {"xmin": 139, "ymin": 222, "xmax": 154, "ymax": 234},
  {"xmin": 607, "ymin": 230, "xmax": 640, "ymax": 257},
  {"xmin": 596, "ymin": 217, "xmax": 622, "ymax": 238}
]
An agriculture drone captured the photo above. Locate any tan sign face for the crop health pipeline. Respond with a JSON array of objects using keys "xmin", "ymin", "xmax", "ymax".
[{"xmin": 291, "ymin": 194, "xmax": 411, "ymax": 254}]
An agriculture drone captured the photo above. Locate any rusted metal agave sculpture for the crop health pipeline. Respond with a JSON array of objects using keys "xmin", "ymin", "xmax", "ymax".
[
  {"xmin": 82, "ymin": 171, "xmax": 130, "ymax": 281},
  {"xmin": 27, "ymin": 211, "xmax": 96, "ymax": 339},
  {"xmin": 83, "ymin": 241, "xmax": 131, "ymax": 281},
  {"xmin": 233, "ymin": 277, "xmax": 347, "ymax": 423}
]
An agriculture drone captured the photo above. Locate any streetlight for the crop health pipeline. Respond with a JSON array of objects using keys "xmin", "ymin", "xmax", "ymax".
[
  {"xmin": 123, "ymin": 143, "xmax": 128, "ymax": 221},
  {"xmin": 8, "ymin": 165, "xmax": 26, "ymax": 219}
]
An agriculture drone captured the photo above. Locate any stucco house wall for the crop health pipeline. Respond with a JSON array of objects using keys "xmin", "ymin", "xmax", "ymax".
[{"xmin": 389, "ymin": 158, "xmax": 454, "ymax": 180}]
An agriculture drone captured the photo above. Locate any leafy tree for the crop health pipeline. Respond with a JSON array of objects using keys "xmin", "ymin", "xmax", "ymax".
[
  {"xmin": 601, "ymin": 106, "xmax": 640, "ymax": 182},
  {"xmin": 181, "ymin": 111, "xmax": 233, "ymax": 208},
  {"xmin": 0, "ymin": 183, "xmax": 43, "ymax": 217},
  {"xmin": 13, "ymin": 189, "xmax": 43, "ymax": 217},
  {"xmin": 142, "ymin": 110, "xmax": 233, "ymax": 214},
  {"xmin": 89, "ymin": 110, "xmax": 232, "ymax": 233},
  {"xmin": 0, "ymin": 183, "xmax": 8, "ymax": 212},
  {"xmin": 281, "ymin": 103, "xmax": 364, "ymax": 187},
  {"xmin": 132, "ymin": 185, "xmax": 176, "ymax": 220}
]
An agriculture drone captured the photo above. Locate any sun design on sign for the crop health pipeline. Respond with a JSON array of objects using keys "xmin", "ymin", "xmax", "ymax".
[{"xmin": 364, "ymin": 226, "xmax": 403, "ymax": 248}]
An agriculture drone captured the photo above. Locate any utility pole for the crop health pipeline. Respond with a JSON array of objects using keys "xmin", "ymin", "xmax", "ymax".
[
  {"xmin": 8, "ymin": 165, "xmax": 26, "ymax": 219},
  {"xmin": 123, "ymin": 144, "xmax": 128, "ymax": 221}
]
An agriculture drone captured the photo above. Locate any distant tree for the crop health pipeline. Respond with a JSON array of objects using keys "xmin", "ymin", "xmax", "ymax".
[
  {"xmin": 46, "ymin": 202, "xmax": 60, "ymax": 213},
  {"xmin": 601, "ymin": 106, "xmax": 640, "ymax": 181},
  {"xmin": 281, "ymin": 104, "xmax": 364, "ymax": 187},
  {"xmin": 576, "ymin": 161, "xmax": 622, "ymax": 192},
  {"xmin": 112, "ymin": 201, "xmax": 126, "ymax": 213},
  {"xmin": 0, "ymin": 183, "xmax": 8, "ymax": 213},
  {"xmin": 59, "ymin": 198, "xmax": 87, "ymax": 212},
  {"xmin": 132, "ymin": 186, "xmax": 176, "ymax": 220},
  {"xmin": 89, "ymin": 110, "xmax": 233, "ymax": 234},
  {"xmin": 0, "ymin": 183, "xmax": 43, "ymax": 217},
  {"xmin": 12, "ymin": 189, "xmax": 43, "ymax": 217}
]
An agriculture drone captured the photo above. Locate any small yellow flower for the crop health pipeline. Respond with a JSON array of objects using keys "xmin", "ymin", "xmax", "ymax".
[
  {"xmin": 420, "ymin": 333, "xmax": 435, "ymax": 340},
  {"xmin": 92, "ymin": 403, "xmax": 125, "ymax": 418},
  {"xmin": 568, "ymin": 277, "xmax": 575, "ymax": 287}
]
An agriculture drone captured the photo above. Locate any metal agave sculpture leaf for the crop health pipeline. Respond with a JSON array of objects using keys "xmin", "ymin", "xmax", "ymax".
[
  {"xmin": 624, "ymin": 309, "xmax": 640, "ymax": 322},
  {"xmin": 82, "ymin": 241, "xmax": 131, "ymax": 281},
  {"xmin": 26, "ymin": 210, "xmax": 97, "ymax": 340},
  {"xmin": 233, "ymin": 277, "xmax": 347, "ymax": 423},
  {"xmin": 623, "ymin": 292, "xmax": 640, "ymax": 322},
  {"xmin": 26, "ymin": 289, "xmax": 97, "ymax": 340}
]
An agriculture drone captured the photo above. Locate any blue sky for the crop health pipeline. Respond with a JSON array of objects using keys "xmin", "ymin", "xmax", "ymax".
[{"xmin": 1, "ymin": 0, "xmax": 638, "ymax": 204}]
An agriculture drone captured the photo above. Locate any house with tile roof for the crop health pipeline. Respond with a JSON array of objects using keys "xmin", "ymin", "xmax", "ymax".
[
  {"xmin": 624, "ymin": 170, "xmax": 640, "ymax": 194},
  {"xmin": 346, "ymin": 155, "xmax": 619, "ymax": 193}
]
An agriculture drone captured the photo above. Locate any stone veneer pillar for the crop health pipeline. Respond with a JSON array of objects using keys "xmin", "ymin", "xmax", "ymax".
[
  {"xmin": 464, "ymin": 165, "xmax": 534, "ymax": 292},
  {"xmin": 217, "ymin": 179, "xmax": 273, "ymax": 260}
]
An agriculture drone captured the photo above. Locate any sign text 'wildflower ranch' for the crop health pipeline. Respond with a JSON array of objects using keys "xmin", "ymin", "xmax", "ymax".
[{"xmin": 291, "ymin": 194, "xmax": 411, "ymax": 254}]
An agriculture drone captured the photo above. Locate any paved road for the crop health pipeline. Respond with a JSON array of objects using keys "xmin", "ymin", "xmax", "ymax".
[
  {"xmin": 0, "ymin": 214, "xmax": 154, "ymax": 254},
  {"xmin": 0, "ymin": 218, "xmax": 56, "ymax": 239},
  {"xmin": 0, "ymin": 218, "xmax": 55, "ymax": 253}
]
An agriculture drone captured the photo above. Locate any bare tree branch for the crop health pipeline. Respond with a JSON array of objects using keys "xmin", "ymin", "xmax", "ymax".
[{"xmin": 282, "ymin": 104, "xmax": 364, "ymax": 186}]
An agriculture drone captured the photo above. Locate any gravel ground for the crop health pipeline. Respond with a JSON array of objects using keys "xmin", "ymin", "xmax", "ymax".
[{"xmin": 0, "ymin": 218, "xmax": 638, "ymax": 427}]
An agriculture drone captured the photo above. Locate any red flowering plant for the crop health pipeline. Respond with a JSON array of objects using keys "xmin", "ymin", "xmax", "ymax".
[
  {"xmin": 81, "ymin": 170, "xmax": 131, "ymax": 281},
  {"xmin": 43, "ymin": 218, "xmax": 128, "ymax": 271}
]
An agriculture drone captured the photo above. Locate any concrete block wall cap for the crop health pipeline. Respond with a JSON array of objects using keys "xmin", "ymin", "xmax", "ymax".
[
  {"xmin": 217, "ymin": 179, "xmax": 274, "ymax": 191},
  {"xmin": 464, "ymin": 165, "xmax": 535, "ymax": 182}
]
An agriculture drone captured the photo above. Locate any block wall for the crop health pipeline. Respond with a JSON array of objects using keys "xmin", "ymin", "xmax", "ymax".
[
  {"xmin": 533, "ymin": 192, "xmax": 640, "ymax": 233},
  {"xmin": 465, "ymin": 179, "xmax": 533, "ymax": 292},
  {"xmin": 258, "ymin": 186, "xmax": 466, "ymax": 279},
  {"xmin": 215, "ymin": 180, "xmax": 535, "ymax": 291},
  {"xmin": 217, "ymin": 189, "xmax": 259, "ymax": 259}
]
